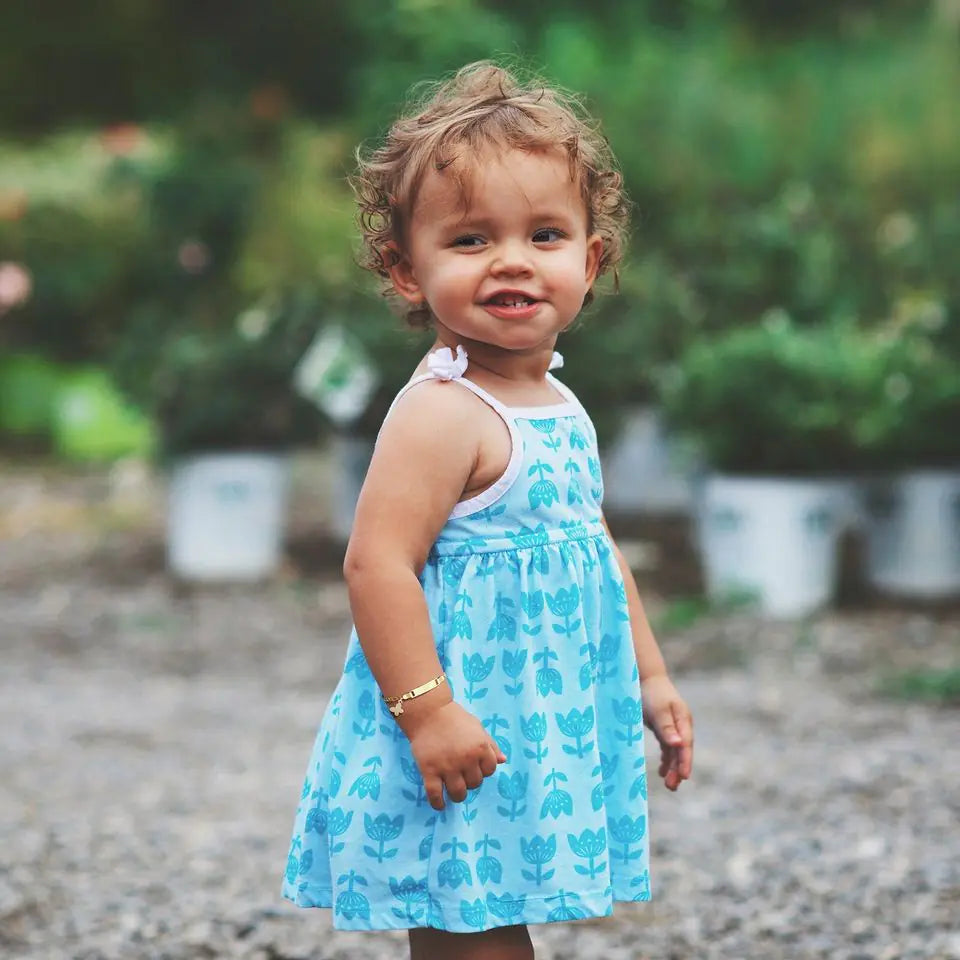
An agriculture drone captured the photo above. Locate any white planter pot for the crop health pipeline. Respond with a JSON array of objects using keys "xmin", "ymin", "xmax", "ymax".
[
  {"xmin": 697, "ymin": 474, "xmax": 846, "ymax": 618},
  {"xmin": 860, "ymin": 470, "xmax": 960, "ymax": 599},
  {"xmin": 602, "ymin": 405, "xmax": 697, "ymax": 515},
  {"xmin": 328, "ymin": 434, "xmax": 374, "ymax": 543},
  {"xmin": 167, "ymin": 452, "xmax": 290, "ymax": 581}
]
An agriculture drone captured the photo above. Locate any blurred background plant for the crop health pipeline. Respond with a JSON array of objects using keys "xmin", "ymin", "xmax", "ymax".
[
  {"xmin": 2, "ymin": 0, "xmax": 958, "ymax": 453},
  {"xmin": 1, "ymin": 0, "xmax": 958, "ymax": 590}
]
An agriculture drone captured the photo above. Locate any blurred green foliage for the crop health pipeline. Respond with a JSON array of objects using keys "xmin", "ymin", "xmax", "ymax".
[{"xmin": 1, "ymin": 1, "xmax": 957, "ymax": 461}]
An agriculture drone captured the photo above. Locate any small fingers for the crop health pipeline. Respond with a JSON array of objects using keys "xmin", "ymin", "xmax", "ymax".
[
  {"xmin": 674, "ymin": 704, "xmax": 694, "ymax": 779},
  {"xmin": 463, "ymin": 764, "xmax": 485, "ymax": 791},
  {"xmin": 657, "ymin": 709, "xmax": 682, "ymax": 748},
  {"xmin": 479, "ymin": 747, "xmax": 499, "ymax": 779},
  {"xmin": 425, "ymin": 776, "xmax": 445, "ymax": 811},
  {"xmin": 444, "ymin": 773, "xmax": 468, "ymax": 804}
]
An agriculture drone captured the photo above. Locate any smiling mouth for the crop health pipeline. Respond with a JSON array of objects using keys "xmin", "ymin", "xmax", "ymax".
[{"xmin": 484, "ymin": 294, "xmax": 538, "ymax": 307}]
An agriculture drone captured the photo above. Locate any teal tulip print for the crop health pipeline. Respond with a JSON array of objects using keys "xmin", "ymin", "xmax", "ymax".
[
  {"xmin": 475, "ymin": 834, "xmax": 503, "ymax": 885},
  {"xmin": 460, "ymin": 897, "xmax": 487, "ymax": 929},
  {"xmin": 452, "ymin": 592, "xmax": 473, "ymax": 640},
  {"xmin": 597, "ymin": 633, "xmax": 621, "ymax": 683},
  {"xmin": 609, "ymin": 814, "xmax": 647, "ymax": 866},
  {"xmin": 305, "ymin": 794, "xmax": 328, "ymax": 836},
  {"xmin": 487, "ymin": 890, "xmax": 527, "ymax": 921},
  {"xmin": 352, "ymin": 689, "xmax": 376, "ymax": 740},
  {"xmin": 502, "ymin": 647, "xmax": 527, "ymax": 695},
  {"xmin": 568, "ymin": 827, "xmax": 607, "ymax": 879},
  {"xmin": 348, "ymin": 756, "xmax": 382, "ymax": 800},
  {"xmin": 613, "ymin": 697, "xmax": 644, "ymax": 745},
  {"xmin": 285, "ymin": 835, "xmax": 313, "ymax": 884},
  {"xmin": 546, "ymin": 889, "xmax": 586, "ymax": 922},
  {"xmin": 335, "ymin": 870, "xmax": 370, "ymax": 921},
  {"xmin": 390, "ymin": 874, "xmax": 428, "ymax": 923},
  {"xmin": 534, "ymin": 644, "xmax": 563, "ymax": 696},
  {"xmin": 529, "ymin": 417, "xmax": 562, "ymax": 452},
  {"xmin": 438, "ymin": 837, "xmax": 473, "ymax": 889},
  {"xmin": 520, "ymin": 710, "xmax": 549, "ymax": 763},
  {"xmin": 520, "ymin": 832, "xmax": 557, "ymax": 885},
  {"xmin": 463, "ymin": 652, "xmax": 495, "ymax": 702},
  {"xmin": 487, "ymin": 594, "xmax": 517, "ymax": 643},
  {"xmin": 363, "ymin": 812, "xmax": 404, "ymax": 862},
  {"xmin": 528, "ymin": 459, "xmax": 560, "ymax": 509},
  {"xmin": 547, "ymin": 585, "xmax": 581, "ymax": 640},
  {"xmin": 496, "ymin": 770, "xmax": 529, "ymax": 821},
  {"xmin": 300, "ymin": 775, "xmax": 312, "ymax": 801},
  {"xmin": 540, "ymin": 767, "xmax": 574, "ymax": 819},
  {"xmin": 555, "ymin": 705, "xmax": 595, "ymax": 758}
]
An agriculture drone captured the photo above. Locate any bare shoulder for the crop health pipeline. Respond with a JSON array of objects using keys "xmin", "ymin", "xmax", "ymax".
[
  {"xmin": 376, "ymin": 377, "xmax": 486, "ymax": 452},
  {"xmin": 347, "ymin": 380, "xmax": 487, "ymax": 567}
]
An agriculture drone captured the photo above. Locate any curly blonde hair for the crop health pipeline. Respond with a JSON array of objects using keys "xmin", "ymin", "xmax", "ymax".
[{"xmin": 352, "ymin": 60, "xmax": 630, "ymax": 328}]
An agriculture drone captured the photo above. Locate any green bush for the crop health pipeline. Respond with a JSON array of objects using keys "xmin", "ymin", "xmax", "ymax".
[{"xmin": 658, "ymin": 318, "xmax": 889, "ymax": 475}]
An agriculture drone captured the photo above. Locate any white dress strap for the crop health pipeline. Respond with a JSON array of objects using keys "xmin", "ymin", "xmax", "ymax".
[
  {"xmin": 382, "ymin": 344, "xmax": 514, "ymax": 425},
  {"xmin": 377, "ymin": 345, "xmax": 525, "ymax": 518}
]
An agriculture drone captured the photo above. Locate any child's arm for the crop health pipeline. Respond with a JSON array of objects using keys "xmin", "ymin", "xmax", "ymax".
[
  {"xmin": 343, "ymin": 380, "xmax": 507, "ymax": 809},
  {"xmin": 601, "ymin": 516, "xmax": 694, "ymax": 792}
]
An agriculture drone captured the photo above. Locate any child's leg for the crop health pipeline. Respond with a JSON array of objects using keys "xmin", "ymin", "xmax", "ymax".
[{"xmin": 408, "ymin": 923, "xmax": 534, "ymax": 960}]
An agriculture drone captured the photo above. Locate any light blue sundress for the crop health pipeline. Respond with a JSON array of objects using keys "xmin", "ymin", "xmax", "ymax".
[{"xmin": 281, "ymin": 345, "xmax": 650, "ymax": 932}]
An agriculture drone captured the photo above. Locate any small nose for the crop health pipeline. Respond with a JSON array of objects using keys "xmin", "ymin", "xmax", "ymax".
[{"xmin": 490, "ymin": 239, "xmax": 533, "ymax": 277}]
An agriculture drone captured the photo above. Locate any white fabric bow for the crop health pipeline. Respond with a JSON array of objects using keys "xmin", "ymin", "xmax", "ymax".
[
  {"xmin": 549, "ymin": 351, "xmax": 564, "ymax": 371},
  {"xmin": 427, "ymin": 344, "xmax": 469, "ymax": 380}
]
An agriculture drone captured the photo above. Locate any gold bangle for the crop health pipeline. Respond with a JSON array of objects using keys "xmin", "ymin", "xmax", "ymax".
[{"xmin": 382, "ymin": 672, "xmax": 447, "ymax": 717}]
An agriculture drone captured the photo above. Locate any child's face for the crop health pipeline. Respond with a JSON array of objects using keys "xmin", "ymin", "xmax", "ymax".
[{"xmin": 389, "ymin": 147, "xmax": 603, "ymax": 356}]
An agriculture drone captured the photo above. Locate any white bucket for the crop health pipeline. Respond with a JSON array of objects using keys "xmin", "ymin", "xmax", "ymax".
[
  {"xmin": 167, "ymin": 452, "xmax": 290, "ymax": 581},
  {"xmin": 861, "ymin": 470, "xmax": 960, "ymax": 599},
  {"xmin": 697, "ymin": 474, "xmax": 845, "ymax": 618},
  {"xmin": 602, "ymin": 405, "xmax": 697, "ymax": 515},
  {"xmin": 328, "ymin": 434, "xmax": 374, "ymax": 542}
]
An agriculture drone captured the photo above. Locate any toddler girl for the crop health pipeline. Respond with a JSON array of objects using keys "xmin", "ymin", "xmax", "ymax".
[{"xmin": 282, "ymin": 60, "xmax": 694, "ymax": 960}]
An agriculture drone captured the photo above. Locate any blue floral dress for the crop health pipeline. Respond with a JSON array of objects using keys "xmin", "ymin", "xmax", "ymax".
[{"xmin": 281, "ymin": 346, "xmax": 650, "ymax": 932}]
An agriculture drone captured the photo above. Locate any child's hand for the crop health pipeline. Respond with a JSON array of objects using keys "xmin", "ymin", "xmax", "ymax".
[
  {"xmin": 641, "ymin": 674, "xmax": 694, "ymax": 792},
  {"xmin": 401, "ymin": 699, "xmax": 507, "ymax": 810}
]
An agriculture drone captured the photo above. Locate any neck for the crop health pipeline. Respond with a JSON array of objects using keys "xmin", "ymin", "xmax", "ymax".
[{"xmin": 431, "ymin": 330, "xmax": 557, "ymax": 383}]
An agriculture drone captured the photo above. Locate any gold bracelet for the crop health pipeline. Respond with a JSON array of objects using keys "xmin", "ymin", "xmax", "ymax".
[{"xmin": 382, "ymin": 672, "xmax": 447, "ymax": 717}]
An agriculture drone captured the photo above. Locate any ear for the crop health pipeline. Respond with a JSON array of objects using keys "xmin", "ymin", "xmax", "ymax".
[
  {"xmin": 584, "ymin": 233, "xmax": 603, "ymax": 289},
  {"xmin": 383, "ymin": 241, "xmax": 424, "ymax": 305}
]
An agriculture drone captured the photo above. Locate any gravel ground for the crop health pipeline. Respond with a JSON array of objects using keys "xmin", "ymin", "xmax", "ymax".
[{"xmin": 1, "ymin": 462, "xmax": 959, "ymax": 960}]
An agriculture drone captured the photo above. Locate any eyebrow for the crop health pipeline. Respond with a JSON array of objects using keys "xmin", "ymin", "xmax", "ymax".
[{"xmin": 444, "ymin": 210, "xmax": 578, "ymax": 230}]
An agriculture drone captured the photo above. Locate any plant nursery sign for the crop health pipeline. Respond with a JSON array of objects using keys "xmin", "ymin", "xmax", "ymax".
[{"xmin": 293, "ymin": 325, "xmax": 378, "ymax": 427}]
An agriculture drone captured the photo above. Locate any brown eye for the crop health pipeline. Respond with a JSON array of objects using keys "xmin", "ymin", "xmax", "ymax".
[
  {"xmin": 533, "ymin": 228, "xmax": 565, "ymax": 243},
  {"xmin": 452, "ymin": 235, "xmax": 484, "ymax": 247}
]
